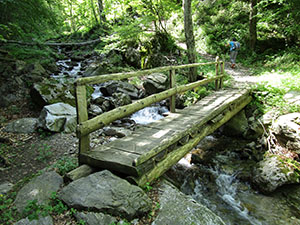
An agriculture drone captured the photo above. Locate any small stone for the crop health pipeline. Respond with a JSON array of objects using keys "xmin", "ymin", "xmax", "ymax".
[{"xmin": 0, "ymin": 181, "xmax": 13, "ymax": 195}]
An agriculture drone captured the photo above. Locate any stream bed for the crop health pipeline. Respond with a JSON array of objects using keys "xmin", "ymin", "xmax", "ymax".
[{"xmin": 168, "ymin": 135, "xmax": 300, "ymax": 225}]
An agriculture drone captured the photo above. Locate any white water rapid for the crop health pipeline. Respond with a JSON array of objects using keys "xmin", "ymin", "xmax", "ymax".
[{"xmin": 131, "ymin": 106, "xmax": 168, "ymax": 125}]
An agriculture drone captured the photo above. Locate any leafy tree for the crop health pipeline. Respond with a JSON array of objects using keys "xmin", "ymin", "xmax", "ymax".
[
  {"xmin": 0, "ymin": 0, "xmax": 60, "ymax": 40},
  {"xmin": 184, "ymin": 0, "xmax": 197, "ymax": 82},
  {"xmin": 249, "ymin": 0, "xmax": 258, "ymax": 50}
]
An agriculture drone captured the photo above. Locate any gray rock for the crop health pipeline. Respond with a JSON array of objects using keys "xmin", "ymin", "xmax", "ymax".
[
  {"xmin": 14, "ymin": 171, "xmax": 63, "ymax": 213},
  {"xmin": 38, "ymin": 103, "xmax": 77, "ymax": 133},
  {"xmin": 0, "ymin": 181, "xmax": 13, "ymax": 195},
  {"xmin": 59, "ymin": 170, "xmax": 151, "ymax": 220},
  {"xmin": 89, "ymin": 104, "xmax": 103, "ymax": 116},
  {"xmin": 30, "ymin": 78, "xmax": 93, "ymax": 108},
  {"xmin": 3, "ymin": 118, "xmax": 38, "ymax": 133},
  {"xmin": 152, "ymin": 180, "xmax": 225, "ymax": 225},
  {"xmin": 245, "ymin": 118, "xmax": 264, "ymax": 140},
  {"xmin": 112, "ymin": 92, "xmax": 132, "ymax": 108},
  {"xmin": 253, "ymin": 155, "xmax": 299, "ymax": 193},
  {"xmin": 75, "ymin": 212, "xmax": 117, "ymax": 225},
  {"xmin": 281, "ymin": 185, "xmax": 300, "ymax": 212},
  {"xmin": 273, "ymin": 113, "xmax": 300, "ymax": 153},
  {"xmin": 103, "ymin": 127, "xmax": 133, "ymax": 138},
  {"xmin": 124, "ymin": 47, "xmax": 141, "ymax": 68},
  {"xmin": 222, "ymin": 110, "xmax": 249, "ymax": 137},
  {"xmin": 143, "ymin": 73, "xmax": 169, "ymax": 95},
  {"xmin": 14, "ymin": 216, "xmax": 53, "ymax": 225},
  {"xmin": 100, "ymin": 81, "xmax": 139, "ymax": 99},
  {"xmin": 284, "ymin": 90, "xmax": 300, "ymax": 106}
]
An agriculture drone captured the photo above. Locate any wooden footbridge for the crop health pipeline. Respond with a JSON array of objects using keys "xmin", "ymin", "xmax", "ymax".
[{"xmin": 74, "ymin": 58, "xmax": 252, "ymax": 186}]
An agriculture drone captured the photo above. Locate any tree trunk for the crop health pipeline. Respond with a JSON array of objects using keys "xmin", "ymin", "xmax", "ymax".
[
  {"xmin": 90, "ymin": 0, "xmax": 99, "ymax": 24},
  {"xmin": 183, "ymin": 0, "xmax": 197, "ymax": 82},
  {"xmin": 249, "ymin": 0, "xmax": 258, "ymax": 51},
  {"xmin": 97, "ymin": 0, "xmax": 106, "ymax": 24}
]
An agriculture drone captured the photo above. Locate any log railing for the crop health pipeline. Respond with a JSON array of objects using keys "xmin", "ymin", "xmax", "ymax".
[{"xmin": 75, "ymin": 57, "xmax": 225, "ymax": 154}]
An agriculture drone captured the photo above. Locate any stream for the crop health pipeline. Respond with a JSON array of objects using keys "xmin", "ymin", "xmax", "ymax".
[
  {"xmin": 172, "ymin": 135, "xmax": 300, "ymax": 225},
  {"xmin": 51, "ymin": 57, "xmax": 300, "ymax": 225},
  {"xmin": 126, "ymin": 106, "xmax": 300, "ymax": 224}
]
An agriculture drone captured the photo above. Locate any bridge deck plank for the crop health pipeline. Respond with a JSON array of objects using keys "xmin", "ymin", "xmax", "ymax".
[{"xmin": 79, "ymin": 88, "xmax": 250, "ymax": 178}]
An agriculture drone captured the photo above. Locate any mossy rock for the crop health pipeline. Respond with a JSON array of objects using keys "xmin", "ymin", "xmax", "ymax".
[{"xmin": 30, "ymin": 78, "xmax": 93, "ymax": 108}]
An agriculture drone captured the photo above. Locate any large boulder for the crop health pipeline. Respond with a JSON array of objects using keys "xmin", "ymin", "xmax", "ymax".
[
  {"xmin": 253, "ymin": 155, "xmax": 300, "ymax": 193},
  {"xmin": 221, "ymin": 110, "xmax": 249, "ymax": 137},
  {"xmin": 59, "ymin": 170, "xmax": 151, "ymax": 220},
  {"xmin": 143, "ymin": 73, "xmax": 169, "ymax": 96},
  {"xmin": 14, "ymin": 171, "xmax": 63, "ymax": 213},
  {"xmin": 152, "ymin": 180, "xmax": 226, "ymax": 225},
  {"xmin": 14, "ymin": 216, "xmax": 53, "ymax": 225},
  {"xmin": 111, "ymin": 92, "xmax": 132, "ymax": 108},
  {"xmin": 24, "ymin": 63, "xmax": 48, "ymax": 83},
  {"xmin": 30, "ymin": 78, "xmax": 93, "ymax": 108},
  {"xmin": 273, "ymin": 113, "xmax": 300, "ymax": 153},
  {"xmin": 100, "ymin": 81, "xmax": 139, "ymax": 99},
  {"xmin": 284, "ymin": 91, "xmax": 300, "ymax": 106},
  {"xmin": 123, "ymin": 47, "xmax": 141, "ymax": 68},
  {"xmin": 3, "ymin": 118, "xmax": 38, "ymax": 133},
  {"xmin": 74, "ymin": 212, "xmax": 117, "ymax": 225},
  {"xmin": 38, "ymin": 103, "xmax": 77, "ymax": 133}
]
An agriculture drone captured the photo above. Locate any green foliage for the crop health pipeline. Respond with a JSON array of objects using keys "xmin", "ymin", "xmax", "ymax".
[
  {"xmin": 2, "ymin": 44, "xmax": 56, "ymax": 64},
  {"xmin": 143, "ymin": 182, "xmax": 153, "ymax": 192},
  {"xmin": 184, "ymin": 87, "xmax": 211, "ymax": 107},
  {"xmin": 52, "ymin": 157, "xmax": 78, "ymax": 176},
  {"xmin": 194, "ymin": 0, "xmax": 249, "ymax": 56},
  {"xmin": 37, "ymin": 128, "xmax": 53, "ymax": 139},
  {"xmin": 37, "ymin": 144, "xmax": 53, "ymax": 162},
  {"xmin": 0, "ymin": 0, "xmax": 59, "ymax": 40},
  {"xmin": 110, "ymin": 221, "xmax": 131, "ymax": 225},
  {"xmin": 0, "ymin": 193, "xmax": 18, "ymax": 225},
  {"xmin": 22, "ymin": 192, "xmax": 68, "ymax": 221},
  {"xmin": 258, "ymin": 0, "xmax": 300, "ymax": 44}
]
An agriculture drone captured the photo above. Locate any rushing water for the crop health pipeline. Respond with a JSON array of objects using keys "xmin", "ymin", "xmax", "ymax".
[
  {"xmin": 51, "ymin": 59, "xmax": 82, "ymax": 80},
  {"xmin": 131, "ymin": 106, "xmax": 169, "ymax": 125},
  {"xmin": 174, "ymin": 135, "xmax": 300, "ymax": 225}
]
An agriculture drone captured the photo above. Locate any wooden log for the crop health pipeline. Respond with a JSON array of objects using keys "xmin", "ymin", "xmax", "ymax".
[
  {"xmin": 169, "ymin": 69, "xmax": 176, "ymax": 113},
  {"xmin": 134, "ymin": 95, "xmax": 252, "ymax": 187},
  {"xmin": 0, "ymin": 39, "xmax": 101, "ymax": 47},
  {"xmin": 77, "ymin": 75, "xmax": 225, "ymax": 137},
  {"xmin": 64, "ymin": 164, "xmax": 95, "ymax": 182},
  {"xmin": 75, "ymin": 84, "xmax": 90, "ymax": 154},
  {"xmin": 220, "ymin": 61, "xmax": 225, "ymax": 88},
  {"xmin": 75, "ymin": 61, "xmax": 222, "ymax": 86},
  {"xmin": 133, "ymin": 89, "xmax": 250, "ymax": 166},
  {"xmin": 215, "ymin": 56, "xmax": 220, "ymax": 90}
]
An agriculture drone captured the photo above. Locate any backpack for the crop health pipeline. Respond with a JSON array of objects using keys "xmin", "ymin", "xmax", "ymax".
[{"xmin": 234, "ymin": 41, "xmax": 241, "ymax": 50}]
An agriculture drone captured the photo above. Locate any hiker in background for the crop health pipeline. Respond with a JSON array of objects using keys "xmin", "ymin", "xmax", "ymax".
[{"xmin": 226, "ymin": 38, "xmax": 240, "ymax": 69}]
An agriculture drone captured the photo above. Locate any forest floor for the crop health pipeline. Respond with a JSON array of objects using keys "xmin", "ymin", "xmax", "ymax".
[{"xmin": 0, "ymin": 55, "xmax": 263, "ymax": 187}]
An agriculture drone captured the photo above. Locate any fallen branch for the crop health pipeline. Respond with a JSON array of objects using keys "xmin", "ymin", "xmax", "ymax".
[{"xmin": 0, "ymin": 38, "xmax": 101, "ymax": 47}]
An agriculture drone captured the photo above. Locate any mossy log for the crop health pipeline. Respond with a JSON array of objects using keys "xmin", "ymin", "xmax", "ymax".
[
  {"xmin": 64, "ymin": 164, "xmax": 95, "ymax": 182},
  {"xmin": 0, "ymin": 39, "xmax": 101, "ymax": 47},
  {"xmin": 75, "ymin": 62, "xmax": 220, "ymax": 86}
]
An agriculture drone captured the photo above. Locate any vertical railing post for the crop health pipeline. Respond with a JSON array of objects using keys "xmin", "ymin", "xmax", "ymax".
[
  {"xmin": 215, "ymin": 56, "xmax": 220, "ymax": 90},
  {"xmin": 220, "ymin": 60, "xmax": 225, "ymax": 88},
  {"xmin": 169, "ymin": 69, "xmax": 176, "ymax": 113},
  {"xmin": 75, "ymin": 82, "xmax": 90, "ymax": 160}
]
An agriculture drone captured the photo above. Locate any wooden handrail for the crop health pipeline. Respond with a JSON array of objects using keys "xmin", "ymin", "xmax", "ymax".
[
  {"xmin": 75, "ymin": 58, "xmax": 225, "ymax": 154},
  {"xmin": 75, "ymin": 61, "xmax": 218, "ymax": 86}
]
